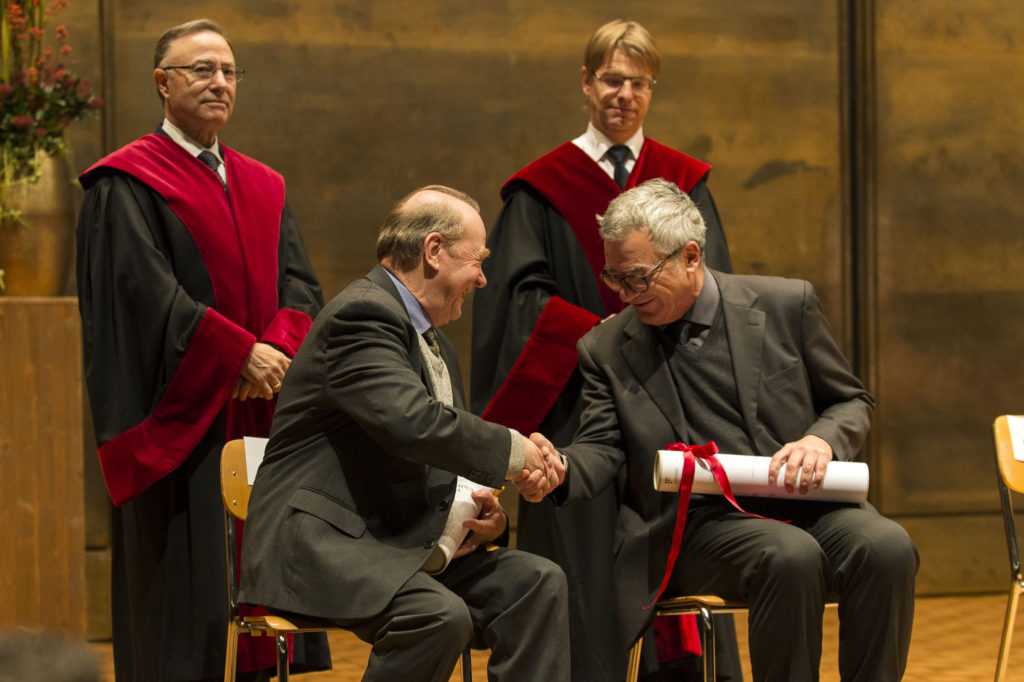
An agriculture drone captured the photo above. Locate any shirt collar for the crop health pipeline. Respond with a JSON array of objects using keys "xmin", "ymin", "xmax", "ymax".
[
  {"xmin": 161, "ymin": 117, "xmax": 222, "ymax": 160},
  {"xmin": 382, "ymin": 268, "xmax": 432, "ymax": 334},
  {"xmin": 573, "ymin": 122, "xmax": 644, "ymax": 165},
  {"xmin": 685, "ymin": 269, "xmax": 721, "ymax": 326}
]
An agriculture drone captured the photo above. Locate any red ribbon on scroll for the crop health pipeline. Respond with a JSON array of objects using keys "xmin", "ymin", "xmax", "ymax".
[{"xmin": 646, "ymin": 441, "xmax": 786, "ymax": 611}]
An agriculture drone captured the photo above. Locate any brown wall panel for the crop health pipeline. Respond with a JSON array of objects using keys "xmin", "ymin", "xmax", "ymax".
[
  {"xmin": 872, "ymin": 2, "xmax": 1024, "ymax": 591},
  {"xmin": 0, "ymin": 299, "xmax": 86, "ymax": 636},
  {"xmin": 86, "ymin": 1, "xmax": 847, "ymax": 361}
]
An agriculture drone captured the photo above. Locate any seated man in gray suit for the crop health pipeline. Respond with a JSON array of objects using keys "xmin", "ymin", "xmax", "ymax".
[
  {"xmin": 240, "ymin": 185, "xmax": 570, "ymax": 682},
  {"xmin": 526, "ymin": 179, "xmax": 918, "ymax": 682}
]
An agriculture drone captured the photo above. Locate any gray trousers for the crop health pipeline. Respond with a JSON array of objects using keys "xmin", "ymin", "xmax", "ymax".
[
  {"xmin": 335, "ymin": 547, "xmax": 570, "ymax": 682},
  {"xmin": 669, "ymin": 499, "xmax": 919, "ymax": 682}
]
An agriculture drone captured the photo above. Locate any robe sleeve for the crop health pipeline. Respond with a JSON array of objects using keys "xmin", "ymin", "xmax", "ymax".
[
  {"xmin": 688, "ymin": 176, "xmax": 733, "ymax": 274},
  {"xmin": 470, "ymin": 186, "xmax": 604, "ymax": 430},
  {"xmin": 76, "ymin": 173, "xmax": 257, "ymax": 505},
  {"xmin": 262, "ymin": 200, "xmax": 323, "ymax": 356}
]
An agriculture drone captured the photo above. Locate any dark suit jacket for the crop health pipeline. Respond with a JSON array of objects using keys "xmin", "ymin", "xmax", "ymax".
[
  {"xmin": 240, "ymin": 266, "xmax": 512, "ymax": 620},
  {"xmin": 560, "ymin": 271, "xmax": 875, "ymax": 647}
]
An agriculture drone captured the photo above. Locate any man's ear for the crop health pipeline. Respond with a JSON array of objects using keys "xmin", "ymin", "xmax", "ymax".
[
  {"xmin": 154, "ymin": 68, "xmax": 170, "ymax": 101},
  {"xmin": 423, "ymin": 232, "xmax": 444, "ymax": 272},
  {"xmin": 581, "ymin": 66, "xmax": 592, "ymax": 97},
  {"xmin": 682, "ymin": 241, "xmax": 702, "ymax": 270}
]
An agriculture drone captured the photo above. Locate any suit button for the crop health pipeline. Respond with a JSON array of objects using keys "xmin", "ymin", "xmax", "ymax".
[
  {"xmin": 423, "ymin": 540, "xmax": 435, "ymax": 549},
  {"xmin": 439, "ymin": 500, "xmax": 450, "ymax": 511}
]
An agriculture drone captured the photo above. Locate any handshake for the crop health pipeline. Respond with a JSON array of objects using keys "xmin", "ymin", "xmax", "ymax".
[{"xmin": 513, "ymin": 433, "xmax": 564, "ymax": 502}]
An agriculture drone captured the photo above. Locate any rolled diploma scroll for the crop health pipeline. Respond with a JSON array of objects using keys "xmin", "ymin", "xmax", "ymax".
[
  {"xmin": 426, "ymin": 477, "xmax": 493, "ymax": 574},
  {"xmin": 653, "ymin": 452, "xmax": 869, "ymax": 503}
]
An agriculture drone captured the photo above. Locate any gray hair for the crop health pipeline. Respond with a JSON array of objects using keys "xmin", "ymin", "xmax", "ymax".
[
  {"xmin": 597, "ymin": 178, "xmax": 706, "ymax": 256},
  {"xmin": 376, "ymin": 185, "xmax": 481, "ymax": 271}
]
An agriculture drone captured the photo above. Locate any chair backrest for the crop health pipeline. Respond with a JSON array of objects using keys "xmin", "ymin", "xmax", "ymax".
[
  {"xmin": 994, "ymin": 416, "xmax": 1024, "ymax": 493},
  {"xmin": 221, "ymin": 438, "xmax": 259, "ymax": 521}
]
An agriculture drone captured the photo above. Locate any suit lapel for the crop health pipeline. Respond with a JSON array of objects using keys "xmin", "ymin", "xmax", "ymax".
[
  {"xmin": 718, "ymin": 274, "xmax": 766, "ymax": 443},
  {"xmin": 366, "ymin": 265, "xmax": 438, "ymax": 399},
  {"xmin": 620, "ymin": 315, "xmax": 688, "ymax": 442}
]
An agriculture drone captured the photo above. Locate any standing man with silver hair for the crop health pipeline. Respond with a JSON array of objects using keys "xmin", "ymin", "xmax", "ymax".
[
  {"xmin": 471, "ymin": 19, "xmax": 738, "ymax": 681},
  {"xmin": 77, "ymin": 18, "xmax": 328, "ymax": 681}
]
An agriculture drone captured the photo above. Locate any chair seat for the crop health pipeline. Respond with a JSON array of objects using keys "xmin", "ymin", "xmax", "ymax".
[
  {"xmin": 654, "ymin": 595, "xmax": 747, "ymax": 613},
  {"xmin": 242, "ymin": 613, "xmax": 341, "ymax": 634}
]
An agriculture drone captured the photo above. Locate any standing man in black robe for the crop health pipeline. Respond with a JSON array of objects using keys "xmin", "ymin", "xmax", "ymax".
[
  {"xmin": 470, "ymin": 19, "xmax": 740, "ymax": 682},
  {"xmin": 76, "ymin": 18, "xmax": 328, "ymax": 682}
]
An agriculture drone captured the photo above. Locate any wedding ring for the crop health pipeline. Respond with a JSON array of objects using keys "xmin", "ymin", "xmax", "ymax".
[{"xmin": 271, "ymin": 382, "xmax": 282, "ymax": 391}]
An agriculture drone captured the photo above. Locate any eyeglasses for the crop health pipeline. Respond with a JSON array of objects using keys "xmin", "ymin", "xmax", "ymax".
[
  {"xmin": 600, "ymin": 250, "xmax": 679, "ymax": 293},
  {"xmin": 595, "ymin": 72, "xmax": 656, "ymax": 94},
  {"xmin": 161, "ymin": 61, "xmax": 245, "ymax": 84}
]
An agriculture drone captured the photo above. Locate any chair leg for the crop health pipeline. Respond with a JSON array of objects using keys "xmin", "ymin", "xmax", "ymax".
[
  {"xmin": 698, "ymin": 607, "xmax": 716, "ymax": 682},
  {"xmin": 461, "ymin": 646, "xmax": 473, "ymax": 682},
  {"xmin": 224, "ymin": 622, "xmax": 239, "ymax": 682},
  {"xmin": 276, "ymin": 634, "xmax": 289, "ymax": 682},
  {"xmin": 995, "ymin": 579, "xmax": 1023, "ymax": 682},
  {"xmin": 625, "ymin": 636, "xmax": 644, "ymax": 682}
]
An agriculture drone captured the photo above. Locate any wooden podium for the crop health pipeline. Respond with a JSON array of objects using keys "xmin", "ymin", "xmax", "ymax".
[{"xmin": 0, "ymin": 297, "xmax": 86, "ymax": 636}]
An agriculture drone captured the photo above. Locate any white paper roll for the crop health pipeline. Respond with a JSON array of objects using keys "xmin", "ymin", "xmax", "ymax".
[
  {"xmin": 427, "ymin": 477, "xmax": 492, "ymax": 574},
  {"xmin": 653, "ymin": 451, "xmax": 869, "ymax": 503}
]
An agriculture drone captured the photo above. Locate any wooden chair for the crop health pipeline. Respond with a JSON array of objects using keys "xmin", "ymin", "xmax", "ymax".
[
  {"xmin": 993, "ymin": 415, "xmax": 1024, "ymax": 682},
  {"xmin": 625, "ymin": 596, "xmax": 748, "ymax": 682},
  {"xmin": 220, "ymin": 438, "xmax": 474, "ymax": 682}
]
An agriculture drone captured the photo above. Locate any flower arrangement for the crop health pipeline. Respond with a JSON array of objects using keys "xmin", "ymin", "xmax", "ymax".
[{"xmin": 1, "ymin": 0, "xmax": 103, "ymax": 226}]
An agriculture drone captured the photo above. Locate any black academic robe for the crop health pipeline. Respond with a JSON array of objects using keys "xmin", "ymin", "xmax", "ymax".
[
  {"xmin": 470, "ymin": 138, "xmax": 735, "ymax": 681},
  {"xmin": 76, "ymin": 133, "xmax": 329, "ymax": 680}
]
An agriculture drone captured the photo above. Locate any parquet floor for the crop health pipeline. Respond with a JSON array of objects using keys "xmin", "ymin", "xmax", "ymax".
[{"xmin": 88, "ymin": 593, "xmax": 1024, "ymax": 681}]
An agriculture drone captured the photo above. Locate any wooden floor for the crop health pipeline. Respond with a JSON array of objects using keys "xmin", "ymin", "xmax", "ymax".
[{"xmin": 88, "ymin": 593, "xmax": 1024, "ymax": 681}]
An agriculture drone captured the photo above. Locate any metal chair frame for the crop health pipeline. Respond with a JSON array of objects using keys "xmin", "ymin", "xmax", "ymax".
[
  {"xmin": 220, "ymin": 438, "xmax": 473, "ymax": 682},
  {"xmin": 625, "ymin": 596, "xmax": 747, "ymax": 682}
]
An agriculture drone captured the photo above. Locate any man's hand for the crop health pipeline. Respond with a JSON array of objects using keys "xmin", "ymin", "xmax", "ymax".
[
  {"xmin": 769, "ymin": 435, "xmax": 833, "ymax": 494},
  {"xmin": 513, "ymin": 433, "xmax": 565, "ymax": 502},
  {"xmin": 530, "ymin": 431, "xmax": 565, "ymax": 490},
  {"xmin": 452, "ymin": 490, "xmax": 507, "ymax": 559},
  {"xmin": 233, "ymin": 342, "xmax": 290, "ymax": 400}
]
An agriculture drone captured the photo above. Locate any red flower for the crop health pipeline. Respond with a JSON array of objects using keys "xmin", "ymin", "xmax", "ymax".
[{"xmin": 11, "ymin": 116, "xmax": 36, "ymax": 129}]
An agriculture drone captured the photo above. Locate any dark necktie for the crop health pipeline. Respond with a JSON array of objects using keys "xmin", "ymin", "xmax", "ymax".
[
  {"xmin": 423, "ymin": 328, "xmax": 441, "ymax": 358},
  {"xmin": 198, "ymin": 150, "xmax": 221, "ymax": 172},
  {"xmin": 607, "ymin": 144, "xmax": 631, "ymax": 189}
]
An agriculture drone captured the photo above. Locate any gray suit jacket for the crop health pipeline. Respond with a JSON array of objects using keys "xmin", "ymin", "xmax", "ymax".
[
  {"xmin": 240, "ymin": 266, "xmax": 512, "ymax": 620},
  {"xmin": 560, "ymin": 271, "xmax": 874, "ymax": 646}
]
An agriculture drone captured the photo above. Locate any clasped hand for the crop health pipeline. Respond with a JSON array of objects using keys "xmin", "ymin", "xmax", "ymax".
[
  {"xmin": 452, "ymin": 489, "xmax": 507, "ymax": 559},
  {"xmin": 512, "ymin": 432, "xmax": 565, "ymax": 502},
  {"xmin": 231, "ymin": 342, "xmax": 291, "ymax": 401}
]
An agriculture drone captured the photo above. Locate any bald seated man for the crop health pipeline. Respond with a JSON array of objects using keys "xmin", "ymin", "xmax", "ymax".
[{"xmin": 241, "ymin": 186, "xmax": 571, "ymax": 682}]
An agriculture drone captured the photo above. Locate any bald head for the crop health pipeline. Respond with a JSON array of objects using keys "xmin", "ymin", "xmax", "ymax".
[{"xmin": 376, "ymin": 185, "xmax": 482, "ymax": 271}]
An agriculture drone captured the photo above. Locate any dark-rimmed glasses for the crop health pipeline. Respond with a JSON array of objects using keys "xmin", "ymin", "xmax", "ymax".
[
  {"xmin": 595, "ymin": 72, "xmax": 656, "ymax": 94},
  {"xmin": 161, "ymin": 61, "xmax": 245, "ymax": 84},
  {"xmin": 599, "ymin": 249, "xmax": 679, "ymax": 293}
]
